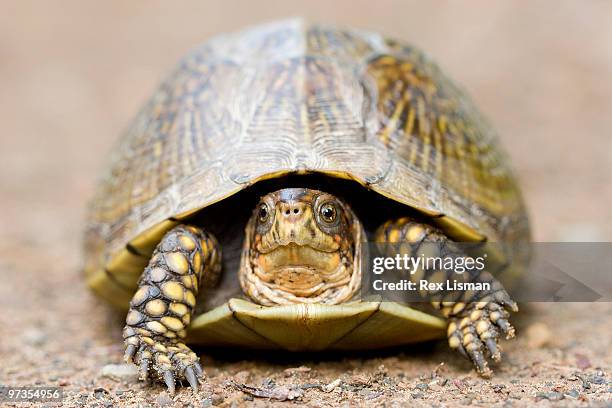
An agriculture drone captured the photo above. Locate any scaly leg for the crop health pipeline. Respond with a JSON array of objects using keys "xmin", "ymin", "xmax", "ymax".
[
  {"xmin": 123, "ymin": 225, "xmax": 221, "ymax": 393},
  {"xmin": 375, "ymin": 217, "xmax": 518, "ymax": 376}
]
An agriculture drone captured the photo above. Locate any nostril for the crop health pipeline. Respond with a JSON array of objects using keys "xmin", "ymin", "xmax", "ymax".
[
  {"xmin": 285, "ymin": 209, "xmax": 290, "ymax": 215},
  {"xmin": 293, "ymin": 208, "xmax": 299, "ymax": 214}
]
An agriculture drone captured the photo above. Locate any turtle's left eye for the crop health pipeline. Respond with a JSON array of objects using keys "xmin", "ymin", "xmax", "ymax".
[
  {"xmin": 319, "ymin": 202, "xmax": 337, "ymax": 223},
  {"xmin": 258, "ymin": 204, "xmax": 269, "ymax": 223}
]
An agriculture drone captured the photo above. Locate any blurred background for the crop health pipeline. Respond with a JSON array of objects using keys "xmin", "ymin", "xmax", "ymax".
[
  {"xmin": 2, "ymin": 0, "xmax": 611, "ymax": 246},
  {"xmin": 0, "ymin": 1, "xmax": 610, "ymax": 406}
]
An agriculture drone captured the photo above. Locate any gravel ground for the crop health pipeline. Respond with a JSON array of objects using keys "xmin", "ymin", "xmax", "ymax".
[{"xmin": 1, "ymin": 1, "xmax": 611, "ymax": 407}]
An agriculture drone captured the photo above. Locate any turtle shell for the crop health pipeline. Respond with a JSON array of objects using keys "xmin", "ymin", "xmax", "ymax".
[{"xmin": 84, "ymin": 19, "xmax": 530, "ymax": 346}]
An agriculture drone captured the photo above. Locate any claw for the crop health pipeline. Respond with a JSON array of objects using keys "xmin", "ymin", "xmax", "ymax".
[
  {"xmin": 163, "ymin": 370, "xmax": 176, "ymax": 394},
  {"xmin": 486, "ymin": 302, "xmax": 507, "ymax": 315},
  {"xmin": 124, "ymin": 344, "xmax": 136, "ymax": 362},
  {"xmin": 139, "ymin": 358, "xmax": 150, "ymax": 380},
  {"xmin": 464, "ymin": 333, "xmax": 487, "ymax": 369},
  {"xmin": 185, "ymin": 366, "xmax": 199, "ymax": 392},
  {"xmin": 485, "ymin": 338, "xmax": 501, "ymax": 361},
  {"xmin": 477, "ymin": 364, "xmax": 492, "ymax": 377},
  {"xmin": 493, "ymin": 291, "xmax": 508, "ymax": 304},
  {"xmin": 496, "ymin": 318, "xmax": 513, "ymax": 336},
  {"xmin": 494, "ymin": 292, "xmax": 518, "ymax": 312},
  {"xmin": 463, "ymin": 337, "xmax": 491, "ymax": 376},
  {"xmin": 193, "ymin": 362, "xmax": 203, "ymax": 377},
  {"xmin": 468, "ymin": 347, "xmax": 489, "ymax": 374},
  {"xmin": 446, "ymin": 297, "xmax": 517, "ymax": 378},
  {"xmin": 456, "ymin": 342, "xmax": 469, "ymax": 359}
]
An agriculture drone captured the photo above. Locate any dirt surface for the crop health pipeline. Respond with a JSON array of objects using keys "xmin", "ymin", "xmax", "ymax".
[{"xmin": 1, "ymin": 1, "xmax": 611, "ymax": 407}]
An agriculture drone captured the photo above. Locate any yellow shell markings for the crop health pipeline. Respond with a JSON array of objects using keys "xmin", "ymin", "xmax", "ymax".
[{"xmin": 85, "ymin": 19, "xmax": 530, "ymax": 326}]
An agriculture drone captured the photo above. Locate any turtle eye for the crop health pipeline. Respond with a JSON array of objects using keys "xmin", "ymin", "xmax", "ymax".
[
  {"xmin": 258, "ymin": 203, "xmax": 269, "ymax": 223},
  {"xmin": 319, "ymin": 202, "xmax": 337, "ymax": 223}
]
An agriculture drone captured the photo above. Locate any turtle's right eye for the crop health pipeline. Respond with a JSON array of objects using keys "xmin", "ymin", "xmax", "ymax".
[
  {"xmin": 319, "ymin": 202, "xmax": 337, "ymax": 223},
  {"xmin": 258, "ymin": 204, "xmax": 269, "ymax": 223}
]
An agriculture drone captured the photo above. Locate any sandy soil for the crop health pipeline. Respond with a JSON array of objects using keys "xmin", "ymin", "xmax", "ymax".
[{"xmin": 0, "ymin": 1, "xmax": 611, "ymax": 407}]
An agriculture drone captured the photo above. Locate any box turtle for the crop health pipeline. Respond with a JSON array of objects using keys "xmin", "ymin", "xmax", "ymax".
[{"xmin": 85, "ymin": 19, "xmax": 530, "ymax": 392}]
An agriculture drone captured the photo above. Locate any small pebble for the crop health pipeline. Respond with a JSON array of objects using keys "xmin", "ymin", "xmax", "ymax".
[
  {"xmin": 77, "ymin": 393, "xmax": 88, "ymax": 405},
  {"xmin": 156, "ymin": 391, "xmax": 173, "ymax": 407},
  {"xmin": 536, "ymin": 391, "xmax": 564, "ymax": 401},
  {"xmin": 261, "ymin": 378, "xmax": 275, "ymax": 388},
  {"xmin": 323, "ymin": 378, "xmax": 342, "ymax": 393},
  {"xmin": 350, "ymin": 375, "xmax": 370, "ymax": 387},
  {"xmin": 416, "ymin": 383, "xmax": 428, "ymax": 391},
  {"xmin": 301, "ymin": 383, "xmax": 322, "ymax": 390},
  {"xmin": 93, "ymin": 387, "xmax": 108, "ymax": 399},
  {"xmin": 383, "ymin": 377, "xmax": 396, "ymax": 387},
  {"xmin": 492, "ymin": 384, "xmax": 505, "ymax": 393},
  {"xmin": 509, "ymin": 392, "xmax": 522, "ymax": 400},
  {"xmin": 366, "ymin": 391, "xmax": 382, "ymax": 400},
  {"xmin": 100, "ymin": 364, "xmax": 139, "ymax": 383},
  {"xmin": 211, "ymin": 394, "xmax": 224, "ymax": 405},
  {"xmin": 588, "ymin": 375, "xmax": 606, "ymax": 384},
  {"xmin": 565, "ymin": 389, "xmax": 580, "ymax": 399},
  {"xmin": 233, "ymin": 370, "xmax": 250, "ymax": 384}
]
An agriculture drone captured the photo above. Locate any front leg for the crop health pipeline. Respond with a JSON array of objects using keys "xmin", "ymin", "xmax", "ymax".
[
  {"xmin": 375, "ymin": 218, "xmax": 518, "ymax": 376},
  {"xmin": 123, "ymin": 225, "xmax": 221, "ymax": 393}
]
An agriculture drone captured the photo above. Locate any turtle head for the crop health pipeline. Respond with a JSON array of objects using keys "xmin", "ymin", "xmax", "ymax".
[{"xmin": 240, "ymin": 188, "xmax": 362, "ymax": 305}]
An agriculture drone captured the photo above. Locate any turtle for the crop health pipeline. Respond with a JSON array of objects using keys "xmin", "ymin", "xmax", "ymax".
[{"xmin": 84, "ymin": 19, "xmax": 530, "ymax": 393}]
